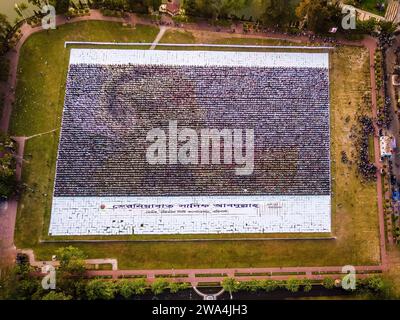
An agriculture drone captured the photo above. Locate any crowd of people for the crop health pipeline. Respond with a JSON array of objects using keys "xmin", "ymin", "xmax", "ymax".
[
  {"xmin": 54, "ymin": 62, "xmax": 331, "ymax": 197},
  {"xmin": 357, "ymin": 115, "xmax": 377, "ymax": 181}
]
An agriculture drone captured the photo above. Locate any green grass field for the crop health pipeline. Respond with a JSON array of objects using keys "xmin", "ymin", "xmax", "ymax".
[
  {"xmin": 357, "ymin": 0, "xmax": 388, "ymax": 16},
  {"xmin": 11, "ymin": 22, "xmax": 381, "ymax": 269},
  {"xmin": 160, "ymin": 29, "xmax": 196, "ymax": 44}
]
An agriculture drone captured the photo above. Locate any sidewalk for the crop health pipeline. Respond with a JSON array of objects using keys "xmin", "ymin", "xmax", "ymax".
[{"xmin": 87, "ymin": 265, "xmax": 382, "ymax": 284}]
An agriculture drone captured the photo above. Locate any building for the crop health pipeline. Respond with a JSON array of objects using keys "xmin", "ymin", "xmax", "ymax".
[
  {"xmin": 159, "ymin": 0, "xmax": 181, "ymax": 16},
  {"xmin": 380, "ymin": 135, "xmax": 395, "ymax": 159}
]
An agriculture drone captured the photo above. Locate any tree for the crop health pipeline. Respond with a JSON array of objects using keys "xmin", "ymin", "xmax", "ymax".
[
  {"xmin": 56, "ymin": 246, "xmax": 86, "ymax": 274},
  {"xmin": 356, "ymin": 18, "xmax": 377, "ymax": 35},
  {"xmin": 55, "ymin": 246, "xmax": 87, "ymax": 298},
  {"xmin": 117, "ymin": 279, "xmax": 147, "ymax": 298},
  {"xmin": 363, "ymin": 276, "xmax": 385, "ymax": 293},
  {"xmin": 221, "ymin": 277, "xmax": 239, "ymax": 299},
  {"xmin": 0, "ymin": 264, "xmax": 42, "ymax": 300},
  {"xmin": 183, "ymin": 0, "xmax": 197, "ymax": 16},
  {"xmin": 50, "ymin": 0, "xmax": 70, "ymax": 14},
  {"xmin": 124, "ymin": 0, "xmax": 148, "ymax": 13},
  {"xmin": 28, "ymin": 0, "xmax": 47, "ymax": 8},
  {"xmin": 0, "ymin": 14, "xmax": 11, "ymax": 55},
  {"xmin": 260, "ymin": 280, "xmax": 281, "ymax": 292},
  {"xmin": 15, "ymin": 2, "xmax": 29, "ymax": 21},
  {"xmin": 151, "ymin": 278, "xmax": 169, "ymax": 295},
  {"xmin": 378, "ymin": 20, "xmax": 397, "ymax": 47},
  {"xmin": 218, "ymin": 0, "xmax": 245, "ymax": 19},
  {"xmin": 145, "ymin": 0, "xmax": 162, "ymax": 11},
  {"xmin": 169, "ymin": 282, "xmax": 189, "ymax": 293},
  {"xmin": 85, "ymin": 279, "xmax": 116, "ymax": 300},
  {"xmin": 285, "ymin": 278, "xmax": 301, "ymax": 293},
  {"xmin": 197, "ymin": 0, "xmax": 245, "ymax": 20},
  {"xmin": 302, "ymin": 279, "xmax": 312, "ymax": 292},
  {"xmin": 0, "ymin": 133, "xmax": 17, "ymax": 200},
  {"xmin": 378, "ymin": 20, "xmax": 397, "ymax": 34},
  {"xmin": 296, "ymin": 0, "xmax": 341, "ymax": 33},
  {"xmin": 322, "ymin": 277, "xmax": 335, "ymax": 289},
  {"xmin": 263, "ymin": 0, "xmax": 295, "ymax": 27},
  {"xmin": 42, "ymin": 291, "xmax": 72, "ymax": 300}
]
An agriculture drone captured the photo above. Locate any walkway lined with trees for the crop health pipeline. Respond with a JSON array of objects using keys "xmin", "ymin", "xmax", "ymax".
[{"xmin": 3, "ymin": 245, "xmax": 387, "ymax": 300}]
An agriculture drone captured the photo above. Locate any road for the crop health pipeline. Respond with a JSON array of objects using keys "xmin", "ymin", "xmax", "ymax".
[{"xmin": 384, "ymin": 37, "xmax": 400, "ymax": 182}]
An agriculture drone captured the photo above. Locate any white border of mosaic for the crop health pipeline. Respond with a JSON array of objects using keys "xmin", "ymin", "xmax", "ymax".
[
  {"xmin": 69, "ymin": 49, "xmax": 329, "ymax": 68},
  {"xmin": 49, "ymin": 195, "xmax": 331, "ymax": 235}
]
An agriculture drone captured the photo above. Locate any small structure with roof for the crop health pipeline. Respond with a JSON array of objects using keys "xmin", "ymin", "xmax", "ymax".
[
  {"xmin": 380, "ymin": 135, "xmax": 395, "ymax": 159},
  {"xmin": 159, "ymin": 0, "xmax": 181, "ymax": 16}
]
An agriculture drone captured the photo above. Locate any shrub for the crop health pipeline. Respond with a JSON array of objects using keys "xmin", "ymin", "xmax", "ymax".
[
  {"xmin": 151, "ymin": 278, "xmax": 169, "ymax": 295},
  {"xmin": 363, "ymin": 276, "xmax": 385, "ymax": 293},
  {"xmin": 85, "ymin": 279, "xmax": 115, "ymax": 300},
  {"xmin": 0, "ymin": 133, "xmax": 17, "ymax": 199},
  {"xmin": 169, "ymin": 282, "xmax": 189, "ymax": 293},
  {"xmin": 234, "ymin": 279, "xmax": 281, "ymax": 292},
  {"xmin": 260, "ymin": 280, "xmax": 281, "ymax": 292},
  {"xmin": 303, "ymin": 279, "xmax": 312, "ymax": 292},
  {"xmin": 285, "ymin": 278, "xmax": 301, "ymax": 293},
  {"xmin": 42, "ymin": 291, "xmax": 72, "ymax": 300},
  {"xmin": 322, "ymin": 277, "xmax": 335, "ymax": 289},
  {"xmin": 117, "ymin": 279, "xmax": 147, "ymax": 298}
]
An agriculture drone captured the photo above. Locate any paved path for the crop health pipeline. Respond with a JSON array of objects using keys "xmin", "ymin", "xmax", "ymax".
[
  {"xmin": 0, "ymin": 199, "xmax": 17, "ymax": 267},
  {"xmin": 0, "ymin": 136, "xmax": 25, "ymax": 266},
  {"xmin": 18, "ymin": 249, "xmax": 118, "ymax": 270},
  {"xmin": 150, "ymin": 26, "xmax": 168, "ymax": 49},
  {"xmin": 363, "ymin": 36, "xmax": 389, "ymax": 270},
  {"xmin": 357, "ymin": 8, "xmax": 386, "ymax": 22},
  {"xmin": 0, "ymin": 10, "xmax": 391, "ymax": 279},
  {"xmin": 383, "ymin": 35, "xmax": 400, "ymax": 245},
  {"xmin": 193, "ymin": 287, "xmax": 225, "ymax": 300},
  {"xmin": 0, "ymin": 132, "xmax": 59, "ymax": 266},
  {"xmin": 386, "ymin": 0, "xmax": 399, "ymax": 22},
  {"xmin": 85, "ymin": 265, "xmax": 382, "ymax": 284},
  {"xmin": 385, "ymin": 38, "xmax": 400, "ymax": 182}
]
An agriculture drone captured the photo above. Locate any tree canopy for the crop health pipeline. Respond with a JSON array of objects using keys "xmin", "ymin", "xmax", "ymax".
[
  {"xmin": 0, "ymin": 133, "xmax": 17, "ymax": 200},
  {"xmin": 263, "ymin": 0, "xmax": 296, "ymax": 27},
  {"xmin": 285, "ymin": 278, "xmax": 301, "ymax": 292},
  {"xmin": 296, "ymin": 0, "xmax": 341, "ymax": 33},
  {"xmin": 85, "ymin": 279, "xmax": 116, "ymax": 300},
  {"xmin": 151, "ymin": 278, "xmax": 169, "ymax": 295},
  {"xmin": 56, "ymin": 246, "xmax": 86, "ymax": 273},
  {"xmin": 195, "ymin": 0, "xmax": 246, "ymax": 20},
  {"xmin": 41, "ymin": 291, "xmax": 72, "ymax": 300},
  {"xmin": 51, "ymin": 0, "xmax": 71, "ymax": 14},
  {"xmin": 117, "ymin": 279, "xmax": 147, "ymax": 298},
  {"xmin": 51, "ymin": 247, "xmax": 86, "ymax": 298},
  {"xmin": 0, "ymin": 264, "xmax": 42, "ymax": 300},
  {"xmin": 0, "ymin": 14, "xmax": 11, "ymax": 54}
]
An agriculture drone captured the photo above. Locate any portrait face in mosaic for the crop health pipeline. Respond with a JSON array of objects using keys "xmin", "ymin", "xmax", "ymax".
[{"xmin": 59, "ymin": 62, "xmax": 329, "ymax": 197}]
